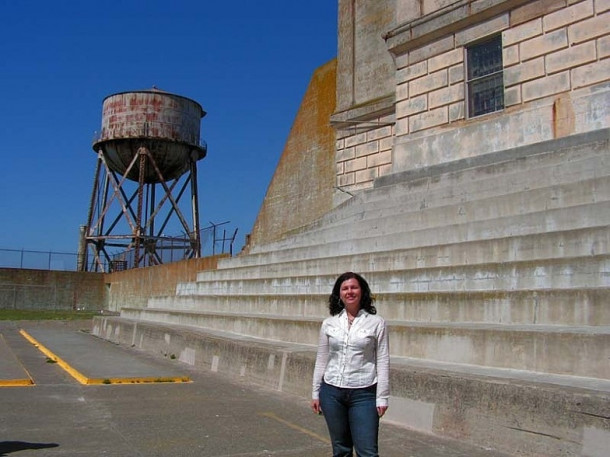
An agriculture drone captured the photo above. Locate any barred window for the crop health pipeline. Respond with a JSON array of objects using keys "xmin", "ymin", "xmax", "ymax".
[{"xmin": 467, "ymin": 35, "xmax": 504, "ymax": 117}]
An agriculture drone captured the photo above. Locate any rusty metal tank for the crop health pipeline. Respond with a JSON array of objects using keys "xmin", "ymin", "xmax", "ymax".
[{"xmin": 92, "ymin": 89, "xmax": 207, "ymax": 183}]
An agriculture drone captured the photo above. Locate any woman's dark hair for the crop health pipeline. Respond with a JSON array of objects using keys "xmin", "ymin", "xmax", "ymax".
[{"xmin": 328, "ymin": 272, "xmax": 376, "ymax": 316}]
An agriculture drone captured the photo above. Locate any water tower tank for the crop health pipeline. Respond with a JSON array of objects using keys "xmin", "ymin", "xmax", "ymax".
[
  {"xmin": 92, "ymin": 88, "xmax": 207, "ymax": 182},
  {"xmin": 81, "ymin": 88, "xmax": 208, "ymax": 272}
]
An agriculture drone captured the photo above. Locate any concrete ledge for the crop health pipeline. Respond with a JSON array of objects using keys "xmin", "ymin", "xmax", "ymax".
[
  {"xmin": 377, "ymin": 127, "xmax": 609, "ymax": 188},
  {"xmin": 92, "ymin": 316, "xmax": 610, "ymax": 457},
  {"xmin": 115, "ymin": 308, "xmax": 610, "ymax": 377},
  {"xmin": 92, "ymin": 316, "xmax": 316, "ymax": 398},
  {"xmin": 389, "ymin": 359, "xmax": 610, "ymax": 457},
  {"xmin": 385, "ymin": 0, "xmax": 533, "ymax": 55},
  {"xmin": 243, "ymin": 132, "xmax": 608, "ymax": 258}
]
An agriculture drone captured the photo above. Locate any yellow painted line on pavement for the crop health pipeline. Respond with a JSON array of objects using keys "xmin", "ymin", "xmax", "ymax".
[
  {"xmin": 258, "ymin": 411, "xmax": 330, "ymax": 444},
  {"xmin": 19, "ymin": 329, "xmax": 190, "ymax": 385},
  {"xmin": 85, "ymin": 376, "xmax": 191, "ymax": 385},
  {"xmin": 0, "ymin": 333, "xmax": 34, "ymax": 387},
  {"xmin": 0, "ymin": 379, "xmax": 34, "ymax": 387},
  {"xmin": 19, "ymin": 329, "xmax": 89, "ymax": 384}
]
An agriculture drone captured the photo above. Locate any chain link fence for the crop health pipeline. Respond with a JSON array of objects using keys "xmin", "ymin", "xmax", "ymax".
[
  {"xmin": 0, "ymin": 223, "xmax": 239, "ymax": 272},
  {"xmin": 0, "ymin": 248, "xmax": 81, "ymax": 271}
]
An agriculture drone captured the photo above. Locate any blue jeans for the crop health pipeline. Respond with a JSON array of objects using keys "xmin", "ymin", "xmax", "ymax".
[{"xmin": 319, "ymin": 381, "xmax": 379, "ymax": 457}]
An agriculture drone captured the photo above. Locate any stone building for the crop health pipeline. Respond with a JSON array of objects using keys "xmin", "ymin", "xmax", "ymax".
[{"xmin": 333, "ymin": 0, "xmax": 609, "ymax": 197}]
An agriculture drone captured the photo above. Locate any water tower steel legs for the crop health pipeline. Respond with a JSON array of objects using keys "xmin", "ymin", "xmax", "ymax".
[
  {"xmin": 190, "ymin": 156, "xmax": 201, "ymax": 255},
  {"xmin": 82, "ymin": 146, "xmax": 201, "ymax": 272},
  {"xmin": 134, "ymin": 148, "xmax": 147, "ymax": 268}
]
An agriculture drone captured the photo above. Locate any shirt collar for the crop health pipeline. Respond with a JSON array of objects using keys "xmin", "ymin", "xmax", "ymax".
[{"xmin": 340, "ymin": 308, "xmax": 366, "ymax": 321}]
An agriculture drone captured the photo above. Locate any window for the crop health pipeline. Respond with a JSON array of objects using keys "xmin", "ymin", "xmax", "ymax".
[{"xmin": 467, "ymin": 35, "xmax": 504, "ymax": 117}]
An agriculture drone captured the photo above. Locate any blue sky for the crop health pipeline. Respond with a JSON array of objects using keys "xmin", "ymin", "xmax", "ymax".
[{"xmin": 0, "ymin": 0, "xmax": 337, "ymax": 256}]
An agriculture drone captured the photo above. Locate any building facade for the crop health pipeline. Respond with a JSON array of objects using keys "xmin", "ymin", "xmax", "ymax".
[{"xmin": 332, "ymin": 0, "xmax": 610, "ymax": 199}]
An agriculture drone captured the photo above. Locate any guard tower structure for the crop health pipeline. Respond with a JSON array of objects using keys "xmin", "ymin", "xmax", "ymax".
[{"xmin": 80, "ymin": 89, "xmax": 207, "ymax": 272}]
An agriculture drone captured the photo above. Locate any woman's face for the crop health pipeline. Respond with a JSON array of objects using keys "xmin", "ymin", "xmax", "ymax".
[{"xmin": 340, "ymin": 277, "xmax": 362, "ymax": 309}]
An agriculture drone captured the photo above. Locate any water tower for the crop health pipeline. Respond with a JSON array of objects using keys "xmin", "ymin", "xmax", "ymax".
[{"xmin": 79, "ymin": 88, "xmax": 207, "ymax": 272}]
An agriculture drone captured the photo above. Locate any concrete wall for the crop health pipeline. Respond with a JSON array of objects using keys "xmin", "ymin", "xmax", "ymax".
[
  {"xmin": 0, "ymin": 268, "xmax": 106, "ymax": 310},
  {"xmin": 331, "ymin": 1, "xmax": 397, "ymax": 198},
  {"xmin": 246, "ymin": 60, "xmax": 337, "ymax": 249},
  {"xmin": 104, "ymin": 255, "xmax": 226, "ymax": 312},
  {"xmin": 335, "ymin": 0, "xmax": 396, "ymax": 113},
  {"xmin": 0, "ymin": 256, "xmax": 225, "ymax": 313}
]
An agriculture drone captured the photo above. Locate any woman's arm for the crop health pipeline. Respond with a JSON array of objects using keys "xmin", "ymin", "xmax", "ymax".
[
  {"xmin": 375, "ymin": 319, "xmax": 390, "ymax": 415},
  {"xmin": 311, "ymin": 322, "xmax": 329, "ymax": 413}
]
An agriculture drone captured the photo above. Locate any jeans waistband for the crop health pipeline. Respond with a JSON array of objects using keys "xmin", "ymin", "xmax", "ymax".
[{"xmin": 322, "ymin": 380, "xmax": 377, "ymax": 393}]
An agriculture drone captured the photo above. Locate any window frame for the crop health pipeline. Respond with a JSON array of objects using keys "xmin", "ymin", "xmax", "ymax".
[{"xmin": 465, "ymin": 34, "xmax": 505, "ymax": 119}]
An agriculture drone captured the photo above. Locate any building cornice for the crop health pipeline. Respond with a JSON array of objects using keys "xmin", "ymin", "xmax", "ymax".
[
  {"xmin": 330, "ymin": 94, "xmax": 395, "ymax": 129},
  {"xmin": 384, "ymin": 0, "xmax": 532, "ymax": 56}
]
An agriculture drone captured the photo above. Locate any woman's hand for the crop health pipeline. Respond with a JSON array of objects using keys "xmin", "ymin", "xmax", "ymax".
[
  {"xmin": 311, "ymin": 399, "xmax": 322, "ymax": 414},
  {"xmin": 377, "ymin": 406, "xmax": 388, "ymax": 417}
]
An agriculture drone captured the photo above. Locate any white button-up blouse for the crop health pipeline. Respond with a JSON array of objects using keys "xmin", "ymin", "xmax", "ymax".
[{"xmin": 312, "ymin": 309, "xmax": 390, "ymax": 407}]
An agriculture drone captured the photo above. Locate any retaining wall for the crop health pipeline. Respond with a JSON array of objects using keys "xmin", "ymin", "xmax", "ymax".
[
  {"xmin": 104, "ymin": 255, "xmax": 227, "ymax": 312},
  {"xmin": 0, "ymin": 255, "xmax": 226, "ymax": 312},
  {"xmin": 0, "ymin": 268, "xmax": 105, "ymax": 310}
]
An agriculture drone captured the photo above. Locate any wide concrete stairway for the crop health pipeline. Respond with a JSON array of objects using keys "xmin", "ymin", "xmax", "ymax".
[{"xmin": 94, "ymin": 130, "xmax": 610, "ymax": 457}]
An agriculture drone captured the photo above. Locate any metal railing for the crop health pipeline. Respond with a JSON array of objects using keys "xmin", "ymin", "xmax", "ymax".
[
  {"xmin": 0, "ymin": 223, "xmax": 239, "ymax": 272},
  {"xmin": 0, "ymin": 248, "xmax": 81, "ymax": 271},
  {"xmin": 107, "ymin": 222, "xmax": 238, "ymax": 271},
  {"xmin": 92, "ymin": 127, "xmax": 208, "ymax": 152}
]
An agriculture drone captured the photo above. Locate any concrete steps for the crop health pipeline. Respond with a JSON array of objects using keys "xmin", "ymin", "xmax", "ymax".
[
  {"xmin": 119, "ymin": 307, "xmax": 609, "ymax": 379},
  {"xmin": 120, "ymin": 136, "xmax": 609, "ymax": 385},
  {"xmin": 146, "ymin": 288, "xmax": 609, "ymax": 326},
  {"xmin": 193, "ymin": 226, "xmax": 610, "ymax": 281},
  {"xmin": 222, "ymin": 202, "xmax": 610, "ymax": 268},
  {"xmin": 109, "ymin": 131, "xmax": 610, "ymax": 456},
  {"xmin": 176, "ymin": 255, "xmax": 610, "ymax": 297},
  {"xmin": 250, "ymin": 173, "xmax": 609, "ymax": 254},
  {"xmin": 248, "ymin": 140, "xmax": 608, "ymax": 255},
  {"xmin": 328, "ymin": 136, "xmax": 606, "ymax": 220}
]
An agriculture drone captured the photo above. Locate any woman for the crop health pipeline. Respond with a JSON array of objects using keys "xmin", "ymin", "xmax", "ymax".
[{"xmin": 311, "ymin": 272, "xmax": 390, "ymax": 457}]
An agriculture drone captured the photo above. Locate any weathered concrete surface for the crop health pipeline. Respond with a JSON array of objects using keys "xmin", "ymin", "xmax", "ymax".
[
  {"xmin": 390, "ymin": 362, "xmax": 610, "ymax": 457},
  {"xmin": 335, "ymin": 0, "xmax": 395, "ymax": 112},
  {"xmin": 112, "ymin": 129, "xmax": 610, "ymax": 456},
  {"xmin": 0, "ymin": 268, "xmax": 105, "ymax": 311},
  {"xmin": 246, "ymin": 59, "xmax": 337, "ymax": 251},
  {"xmin": 0, "ymin": 332, "xmax": 32, "ymax": 386},
  {"xmin": 147, "ymin": 288, "xmax": 609, "ymax": 326},
  {"xmin": 0, "ymin": 320, "xmax": 512, "ymax": 457},
  {"xmin": 118, "ymin": 306, "xmax": 610, "ymax": 379},
  {"xmin": 104, "ymin": 255, "xmax": 225, "ymax": 312},
  {"xmin": 92, "ymin": 316, "xmax": 610, "ymax": 457},
  {"xmin": 19, "ymin": 326, "xmax": 190, "ymax": 384},
  {"xmin": 0, "ymin": 256, "xmax": 225, "ymax": 313}
]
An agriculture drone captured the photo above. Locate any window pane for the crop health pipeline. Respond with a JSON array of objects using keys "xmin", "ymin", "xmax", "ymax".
[
  {"xmin": 467, "ymin": 35, "xmax": 504, "ymax": 117},
  {"xmin": 468, "ymin": 36, "xmax": 502, "ymax": 79},
  {"xmin": 468, "ymin": 73, "xmax": 504, "ymax": 117}
]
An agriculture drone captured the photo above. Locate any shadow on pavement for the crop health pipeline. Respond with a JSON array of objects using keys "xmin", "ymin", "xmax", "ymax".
[{"xmin": 0, "ymin": 441, "xmax": 59, "ymax": 455}]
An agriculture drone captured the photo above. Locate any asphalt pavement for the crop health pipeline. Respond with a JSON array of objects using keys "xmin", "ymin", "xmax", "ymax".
[{"xmin": 0, "ymin": 320, "xmax": 511, "ymax": 457}]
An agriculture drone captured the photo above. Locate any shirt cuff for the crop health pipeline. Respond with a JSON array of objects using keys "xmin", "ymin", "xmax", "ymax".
[{"xmin": 376, "ymin": 398, "xmax": 388, "ymax": 408}]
